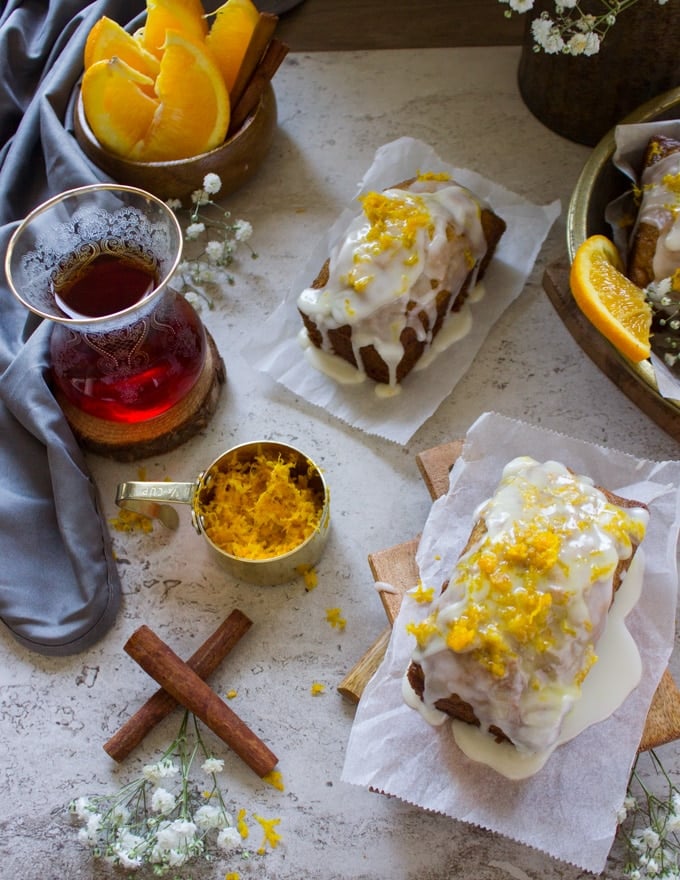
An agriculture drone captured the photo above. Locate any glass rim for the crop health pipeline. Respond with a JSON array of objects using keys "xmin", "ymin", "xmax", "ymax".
[{"xmin": 4, "ymin": 182, "xmax": 184, "ymax": 328}]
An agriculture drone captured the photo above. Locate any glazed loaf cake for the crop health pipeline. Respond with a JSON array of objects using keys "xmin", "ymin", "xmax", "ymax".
[
  {"xmin": 405, "ymin": 456, "xmax": 649, "ymax": 756},
  {"xmin": 628, "ymin": 133, "xmax": 680, "ymax": 288},
  {"xmin": 297, "ymin": 173, "xmax": 506, "ymax": 388}
]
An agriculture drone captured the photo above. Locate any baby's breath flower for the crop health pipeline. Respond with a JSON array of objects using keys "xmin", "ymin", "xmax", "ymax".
[
  {"xmin": 165, "ymin": 173, "xmax": 257, "ymax": 304},
  {"xmin": 619, "ymin": 750, "xmax": 680, "ymax": 879},
  {"xmin": 202, "ymin": 757, "xmax": 225, "ymax": 774},
  {"xmin": 70, "ymin": 796, "xmax": 93, "ymax": 820},
  {"xmin": 142, "ymin": 758, "xmax": 178, "ymax": 785},
  {"xmin": 217, "ymin": 826, "xmax": 242, "ymax": 851},
  {"xmin": 502, "ymin": 0, "xmax": 663, "ymax": 53},
  {"xmin": 205, "ymin": 240, "xmax": 225, "ymax": 261},
  {"xmin": 202, "ymin": 172, "xmax": 222, "ymax": 195},
  {"xmin": 195, "ymin": 804, "xmax": 226, "ymax": 830},
  {"xmin": 71, "ymin": 711, "xmax": 263, "ymax": 875},
  {"xmin": 642, "ymin": 827, "xmax": 661, "ymax": 850},
  {"xmin": 233, "ymin": 219, "xmax": 253, "ymax": 242},
  {"xmin": 192, "ymin": 189, "xmax": 211, "ymax": 207},
  {"xmin": 186, "ymin": 221, "xmax": 206, "ymax": 240},
  {"xmin": 151, "ymin": 787, "xmax": 176, "ymax": 814}
]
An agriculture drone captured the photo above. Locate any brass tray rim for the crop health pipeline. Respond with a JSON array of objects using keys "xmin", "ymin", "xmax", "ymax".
[{"xmin": 566, "ymin": 85, "xmax": 680, "ymax": 408}]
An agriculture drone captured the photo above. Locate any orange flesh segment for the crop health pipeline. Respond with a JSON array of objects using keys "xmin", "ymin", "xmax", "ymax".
[
  {"xmin": 206, "ymin": 0, "xmax": 260, "ymax": 94},
  {"xmin": 81, "ymin": 57, "xmax": 158, "ymax": 157},
  {"xmin": 132, "ymin": 29, "xmax": 229, "ymax": 161},
  {"xmin": 84, "ymin": 16, "xmax": 160, "ymax": 79},
  {"xmin": 142, "ymin": 0, "xmax": 209, "ymax": 57},
  {"xmin": 570, "ymin": 234, "xmax": 652, "ymax": 363}
]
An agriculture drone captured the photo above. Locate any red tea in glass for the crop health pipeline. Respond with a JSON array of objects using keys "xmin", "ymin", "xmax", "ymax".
[
  {"xmin": 5, "ymin": 184, "xmax": 212, "ymax": 429},
  {"xmin": 49, "ymin": 248, "xmax": 206, "ymax": 424}
]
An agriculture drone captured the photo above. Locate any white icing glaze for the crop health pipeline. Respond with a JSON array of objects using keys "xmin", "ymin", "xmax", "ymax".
[
  {"xmin": 297, "ymin": 175, "xmax": 489, "ymax": 388},
  {"xmin": 637, "ymin": 149, "xmax": 680, "ymax": 280},
  {"xmin": 444, "ymin": 551, "xmax": 643, "ymax": 779},
  {"xmin": 405, "ymin": 457, "xmax": 649, "ymax": 771}
]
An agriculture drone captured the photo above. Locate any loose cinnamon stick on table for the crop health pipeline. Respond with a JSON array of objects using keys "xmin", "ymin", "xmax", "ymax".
[
  {"xmin": 229, "ymin": 11, "xmax": 279, "ymax": 110},
  {"xmin": 105, "ymin": 609, "xmax": 252, "ymax": 762},
  {"xmin": 125, "ymin": 624, "xmax": 278, "ymax": 778},
  {"xmin": 229, "ymin": 38, "xmax": 289, "ymax": 135}
]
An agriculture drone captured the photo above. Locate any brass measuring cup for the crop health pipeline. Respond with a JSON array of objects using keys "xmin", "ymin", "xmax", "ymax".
[{"xmin": 115, "ymin": 441, "xmax": 330, "ymax": 586}]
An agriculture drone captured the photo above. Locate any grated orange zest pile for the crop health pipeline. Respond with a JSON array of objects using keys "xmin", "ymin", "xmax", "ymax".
[{"xmin": 199, "ymin": 453, "xmax": 323, "ymax": 560}]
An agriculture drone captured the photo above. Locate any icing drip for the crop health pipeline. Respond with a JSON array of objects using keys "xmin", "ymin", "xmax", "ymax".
[
  {"xmin": 297, "ymin": 174, "xmax": 488, "ymax": 387},
  {"xmin": 406, "ymin": 457, "xmax": 648, "ymax": 760},
  {"xmin": 637, "ymin": 150, "xmax": 680, "ymax": 281}
]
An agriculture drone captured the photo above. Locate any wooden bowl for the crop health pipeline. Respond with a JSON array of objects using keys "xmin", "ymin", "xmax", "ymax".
[{"xmin": 73, "ymin": 82, "xmax": 277, "ymax": 202}]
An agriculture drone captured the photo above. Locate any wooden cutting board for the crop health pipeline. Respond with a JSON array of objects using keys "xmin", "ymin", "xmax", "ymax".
[{"xmin": 339, "ymin": 439, "xmax": 680, "ymax": 753}]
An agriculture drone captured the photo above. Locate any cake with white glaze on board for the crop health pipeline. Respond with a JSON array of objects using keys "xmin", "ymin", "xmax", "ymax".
[
  {"xmin": 627, "ymin": 134, "xmax": 680, "ymax": 288},
  {"xmin": 296, "ymin": 173, "xmax": 506, "ymax": 390},
  {"xmin": 404, "ymin": 456, "xmax": 649, "ymax": 766}
]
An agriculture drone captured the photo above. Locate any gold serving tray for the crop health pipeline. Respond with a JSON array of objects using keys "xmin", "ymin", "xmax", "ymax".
[
  {"xmin": 544, "ymin": 86, "xmax": 680, "ymax": 441},
  {"xmin": 340, "ymin": 440, "xmax": 680, "ymax": 753}
]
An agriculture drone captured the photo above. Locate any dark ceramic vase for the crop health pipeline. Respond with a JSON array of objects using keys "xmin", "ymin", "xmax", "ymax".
[{"xmin": 517, "ymin": 0, "xmax": 680, "ymax": 146}]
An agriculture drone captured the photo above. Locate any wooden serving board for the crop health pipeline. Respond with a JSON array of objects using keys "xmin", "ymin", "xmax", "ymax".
[
  {"xmin": 543, "ymin": 260, "xmax": 680, "ymax": 444},
  {"xmin": 339, "ymin": 439, "xmax": 680, "ymax": 753}
]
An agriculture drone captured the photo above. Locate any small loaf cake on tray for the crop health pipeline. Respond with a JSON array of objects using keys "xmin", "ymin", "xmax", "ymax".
[
  {"xmin": 297, "ymin": 173, "xmax": 506, "ymax": 389},
  {"xmin": 404, "ymin": 456, "xmax": 649, "ymax": 760},
  {"xmin": 628, "ymin": 134, "xmax": 680, "ymax": 288}
]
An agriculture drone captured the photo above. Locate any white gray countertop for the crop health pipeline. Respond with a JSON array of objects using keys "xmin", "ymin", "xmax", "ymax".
[{"xmin": 2, "ymin": 46, "xmax": 679, "ymax": 880}]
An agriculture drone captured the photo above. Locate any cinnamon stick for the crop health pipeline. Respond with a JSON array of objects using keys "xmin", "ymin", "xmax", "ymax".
[
  {"xmin": 229, "ymin": 38, "xmax": 289, "ymax": 135},
  {"xmin": 104, "ymin": 609, "xmax": 252, "ymax": 762},
  {"xmin": 229, "ymin": 12, "xmax": 279, "ymax": 109},
  {"xmin": 125, "ymin": 624, "xmax": 278, "ymax": 778}
]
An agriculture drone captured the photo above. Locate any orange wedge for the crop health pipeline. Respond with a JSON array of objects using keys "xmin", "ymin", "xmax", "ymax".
[
  {"xmin": 81, "ymin": 57, "xmax": 158, "ymax": 157},
  {"xmin": 142, "ymin": 0, "xmax": 208, "ymax": 58},
  {"xmin": 84, "ymin": 16, "xmax": 160, "ymax": 79},
  {"xmin": 570, "ymin": 234, "xmax": 652, "ymax": 363},
  {"xmin": 132, "ymin": 29, "xmax": 229, "ymax": 161},
  {"xmin": 206, "ymin": 0, "xmax": 260, "ymax": 94}
]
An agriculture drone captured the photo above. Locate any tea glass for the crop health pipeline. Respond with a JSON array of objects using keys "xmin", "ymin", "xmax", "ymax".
[{"xmin": 5, "ymin": 183, "xmax": 207, "ymax": 424}]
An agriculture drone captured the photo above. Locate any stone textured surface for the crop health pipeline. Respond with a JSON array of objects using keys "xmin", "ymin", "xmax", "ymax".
[{"xmin": 1, "ymin": 46, "xmax": 679, "ymax": 879}]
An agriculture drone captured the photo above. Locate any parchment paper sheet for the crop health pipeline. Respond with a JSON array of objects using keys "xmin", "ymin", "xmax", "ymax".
[
  {"xmin": 341, "ymin": 412, "xmax": 680, "ymax": 873},
  {"xmin": 242, "ymin": 138, "xmax": 560, "ymax": 445}
]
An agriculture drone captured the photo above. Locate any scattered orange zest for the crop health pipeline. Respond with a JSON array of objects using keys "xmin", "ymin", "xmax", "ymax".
[{"xmin": 569, "ymin": 234, "xmax": 652, "ymax": 363}]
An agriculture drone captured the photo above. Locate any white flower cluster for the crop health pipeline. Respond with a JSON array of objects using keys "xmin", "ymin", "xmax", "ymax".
[
  {"xmin": 618, "ymin": 750, "xmax": 680, "ymax": 879},
  {"xmin": 498, "ymin": 0, "xmax": 670, "ymax": 55},
  {"xmin": 70, "ymin": 714, "xmax": 244, "ymax": 874},
  {"xmin": 167, "ymin": 172, "xmax": 256, "ymax": 310},
  {"xmin": 644, "ymin": 276, "xmax": 680, "ymax": 368}
]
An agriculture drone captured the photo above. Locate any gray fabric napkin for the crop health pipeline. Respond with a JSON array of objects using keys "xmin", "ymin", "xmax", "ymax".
[{"xmin": 0, "ymin": 0, "xmax": 144, "ymax": 655}]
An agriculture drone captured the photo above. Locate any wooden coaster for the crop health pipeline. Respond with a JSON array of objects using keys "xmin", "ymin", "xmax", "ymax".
[
  {"xmin": 57, "ymin": 331, "xmax": 226, "ymax": 462},
  {"xmin": 340, "ymin": 440, "xmax": 680, "ymax": 752}
]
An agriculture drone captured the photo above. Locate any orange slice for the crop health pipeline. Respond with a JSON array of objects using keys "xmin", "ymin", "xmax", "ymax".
[
  {"xmin": 81, "ymin": 57, "xmax": 158, "ymax": 158},
  {"xmin": 570, "ymin": 234, "xmax": 652, "ymax": 363},
  {"xmin": 133, "ymin": 29, "xmax": 229, "ymax": 161},
  {"xmin": 84, "ymin": 16, "xmax": 160, "ymax": 79},
  {"xmin": 205, "ymin": 0, "xmax": 260, "ymax": 94},
  {"xmin": 142, "ymin": 0, "xmax": 208, "ymax": 58}
]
